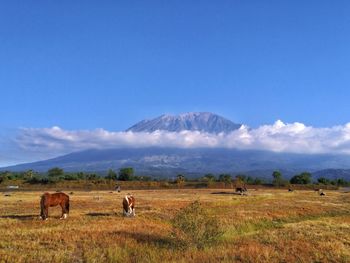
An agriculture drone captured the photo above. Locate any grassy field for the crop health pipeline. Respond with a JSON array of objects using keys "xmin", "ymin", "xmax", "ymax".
[{"xmin": 0, "ymin": 188, "xmax": 350, "ymax": 263}]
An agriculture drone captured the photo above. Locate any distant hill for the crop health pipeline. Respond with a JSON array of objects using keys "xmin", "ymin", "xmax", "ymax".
[
  {"xmin": 312, "ymin": 169, "xmax": 350, "ymax": 180},
  {"xmin": 3, "ymin": 147, "xmax": 350, "ymax": 179},
  {"xmin": 126, "ymin": 112, "xmax": 242, "ymax": 133}
]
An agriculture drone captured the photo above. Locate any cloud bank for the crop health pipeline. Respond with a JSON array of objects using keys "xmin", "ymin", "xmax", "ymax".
[{"xmin": 14, "ymin": 121, "xmax": 350, "ymax": 158}]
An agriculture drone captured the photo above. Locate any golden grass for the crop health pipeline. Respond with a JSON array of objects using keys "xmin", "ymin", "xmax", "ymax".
[{"xmin": 0, "ymin": 188, "xmax": 349, "ymax": 262}]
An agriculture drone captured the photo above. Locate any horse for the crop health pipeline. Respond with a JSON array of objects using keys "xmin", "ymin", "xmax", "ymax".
[
  {"xmin": 123, "ymin": 194, "xmax": 135, "ymax": 217},
  {"xmin": 40, "ymin": 192, "xmax": 70, "ymax": 220},
  {"xmin": 236, "ymin": 187, "xmax": 247, "ymax": 195}
]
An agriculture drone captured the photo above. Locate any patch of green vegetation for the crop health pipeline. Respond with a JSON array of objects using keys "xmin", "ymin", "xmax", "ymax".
[
  {"xmin": 170, "ymin": 200, "xmax": 224, "ymax": 249},
  {"xmin": 223, "ymin": 208, "xmax": 350, "ymax": 242}
]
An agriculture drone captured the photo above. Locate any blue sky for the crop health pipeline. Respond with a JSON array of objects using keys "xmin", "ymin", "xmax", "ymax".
[{"xmin": 1, "ymin": 1, "xmax": 350, "ymax": 166}]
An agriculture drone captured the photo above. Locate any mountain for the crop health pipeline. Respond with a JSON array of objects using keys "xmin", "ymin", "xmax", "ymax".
[
  {"xmin": 3, "ymin": 112, "xmax": 350, "ymax": 179},
  {"xmin": 312, "ymin": 169, "xmax": 350, "ymax": 180},
  {"xmin": 126, "ymin": 112, "xmax": 242, "ymax": 133},
  {"xmin": 3, "ymin": 147, "xmax": 350, "ymax": 179}
]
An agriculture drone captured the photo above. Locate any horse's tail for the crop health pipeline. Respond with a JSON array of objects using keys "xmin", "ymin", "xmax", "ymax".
[
  {"xmin": 65, "ymin": 196, "xmax": 70, "ymax": 214},
  {"xmin": 40, "ymin": 193, "xmax": 48, "ymax": 219}
]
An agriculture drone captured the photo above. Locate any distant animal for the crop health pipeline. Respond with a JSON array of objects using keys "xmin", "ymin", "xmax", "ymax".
[
  {"xmin": 288, "ymin": 188, "xmax": 294, "ymax": 192},
  {"xmin": 123, "ymin": 194, "xmax": 135, "ymax": 217},
  {"xmin": 236, "ymin": 187, "xmax": 247, "ymax": 195},
  {"xmin": 6, "ymin": 185, "xmax": 19, "ymax": 189},
  {"xmin": 115, "ymin": 185, "xmax": 121, "ymax": 192},
  {"xmin": 314, "ymin": 188, "xmax": 326, "ymax": 195},
  {"xmin": 40, "ymin": 192, "xmax": 69, "ymax": 220}
]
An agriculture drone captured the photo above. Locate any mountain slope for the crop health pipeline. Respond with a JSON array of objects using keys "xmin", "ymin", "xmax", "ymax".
[
  {"xmin": 126, "ymin": 112, "xmax": 241, "ymax": 133},
  {"xmin": 3, "ymin": 148, "xmax": 350, "ymax": 179}
]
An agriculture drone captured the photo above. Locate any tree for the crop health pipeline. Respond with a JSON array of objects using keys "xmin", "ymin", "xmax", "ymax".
[
  {"xmin": 246, "ymin": 176, "xmax": 255, "ymax": 185},
  {"xmin": 48, "ymin": 167, "xmax": 64, "ymax": 177},
  {"xmin": 253, "ymin": 177, "xmax": 264, "ymax": 185},
  {"xmin": 106, "ymin": 169, "xmax": 118, "ymax": 180},
  {"xmin": 176, "ymin": 174, "xmax": 186, "ymax": 187},
  {"xmin": 118, "ymin": 167, "xmax": 134, "ymax": 181},
  {"xmin": 272, "ymin": 170, "xmax": 282, "ymax": 186},
  {"xmin": 290, "ymin": 172, "xmax": 312, "ymax": 184},
  {"xmin": 24, "ymin": 169, "xmax": 36, "ymax": 179},
  {"xmin": 76, "ymin": 172, "xmax": 86, "ymax": 180},
  {"xmin": 219, "ymin": 174, "xmax": 232, "ymax": 185},
  {"xmin": 0, "ymin": 171, "xmax": 12, "ymax": 183},
  {"xmin": 63, "ymin": 173, "xmax": 78, "ymax": 180},
  {"xmin": 235, "ymin": 174, "xmax": 247, "ymax": 183},
  {"xmin": 202, "ymin": 174, "xmax": 216, "ymax": 182},
  {"xmin": 86, "ymin": 173, "xmax": 100, "ymax": 180},
  {"xmin": 336, "ymin": 178, "xmax": 348, "ymax": 186},
  {"xmin": 318, "ymin": 177, "xmax": 331, "ymax": 185}
]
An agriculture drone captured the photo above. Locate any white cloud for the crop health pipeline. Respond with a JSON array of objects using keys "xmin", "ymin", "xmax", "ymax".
[{"xmin": 12, "ymin": 121, "xmax": 350, "ymax": 158}]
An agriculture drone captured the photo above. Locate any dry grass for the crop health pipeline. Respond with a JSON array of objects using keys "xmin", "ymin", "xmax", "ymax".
[{"xmin": 0, "ymin": 188, "xmax": 349, "ymax": 262}]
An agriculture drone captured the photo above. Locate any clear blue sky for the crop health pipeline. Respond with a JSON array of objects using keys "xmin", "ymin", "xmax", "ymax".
[{"xmin": 1, "ymin": 1, "xmax": 350, "ymax": 132}]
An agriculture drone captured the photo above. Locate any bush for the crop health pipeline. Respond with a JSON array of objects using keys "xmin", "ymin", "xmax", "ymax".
[
  {"xmin": 118, "ymin": 167, "xmax": 134, "ymax": 181},
  {"xmin": 48, "ymin": 167, "xmax": 64, "ymax": 177},
  {"xmin": 64, "ymin": 174, "xmax": 79, "ymax": 180},
  {"xmin": 170, "ymin": 200, "xmax": 224, "ymax": 249},
  {"xmin": 26, "ymin": 176, "xmax": 41, "ymax": 184},
  {"xmin": 106, "ymin": 169, "xmax": 118, "ymax": 180},
  {"xmin": 290, "ymin": 172, "xmax": 312, "ymax": 184}
]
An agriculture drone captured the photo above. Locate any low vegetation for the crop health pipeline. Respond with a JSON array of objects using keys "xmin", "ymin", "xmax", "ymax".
[{"xmin": 171, "ymin": 200, "xmax": 224, "ymax": 249}]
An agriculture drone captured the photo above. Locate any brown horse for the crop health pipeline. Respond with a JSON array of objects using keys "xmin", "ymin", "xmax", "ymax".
[
  {"xmin": 123, "ymin": 194, "xmax": 135, "ymax": 217},
  {"xmin": 40, "ymin": 192, "xmax": 69, "ymax": 220}
]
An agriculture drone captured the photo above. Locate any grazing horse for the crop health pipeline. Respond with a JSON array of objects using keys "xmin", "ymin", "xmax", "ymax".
[
  {"xmin": 123, "ymin": 194, "xmax": 135, "ymax": 217},
  {"xmin": 40, "ymin": 192, "xmax": 69, "ymax": 220},
  {"xmin": 236, "ymin": 187, "xmax": 247, "ymax": 195}
]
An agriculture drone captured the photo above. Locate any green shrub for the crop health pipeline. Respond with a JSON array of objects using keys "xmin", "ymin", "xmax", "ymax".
[{"xmin": 170, "ymin": 200, "xmax": 224, "ymax": 249}]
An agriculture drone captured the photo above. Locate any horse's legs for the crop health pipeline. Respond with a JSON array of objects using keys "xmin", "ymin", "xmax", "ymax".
[
  {"xmin": 44, "ymin": 206, "xmax": 49, "ymax": 220},
  {"xmin": 60, "ymin": 202, "xmax": 68, "ymax": 219},
  {"xmin": 40, "ymin": 205, "xmax": 44, "ymax": 219},
  {"xmin": 40, "ymin": 198, "xmax": 46, "ymax": 220}
]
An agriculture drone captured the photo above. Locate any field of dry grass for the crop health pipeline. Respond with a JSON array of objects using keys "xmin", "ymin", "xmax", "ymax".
[{"xmin": 0, "ymin": 188, "xmax": 350, "ymax": 263}]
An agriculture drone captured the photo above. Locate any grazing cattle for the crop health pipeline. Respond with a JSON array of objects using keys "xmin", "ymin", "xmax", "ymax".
[
  {"xmin": 320, "ymin": 191, "xmax": 326, "ymax": 196},
  {"xmin": 236, "ymin": 187, "xmax": 247, "ymax": 195},
  {"xmin": 40, "ymin": 192, "xmax": 69, "ymax": 220},
  {"xmin": 123, "ymin": 194, "xmax": 135, "ymax": 217}
]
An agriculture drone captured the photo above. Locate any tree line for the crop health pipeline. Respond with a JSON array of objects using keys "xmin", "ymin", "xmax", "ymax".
[
  {"xmin": 0, "ymin": 168, "xmax": 349, "ymax": 187},
  {"xmin": 272, "ymin": 170, "xmax": 350, "ymax": 186},
  {"xmin": 0, "ymin": 167, "xmax": 145, "ymax": 184}
]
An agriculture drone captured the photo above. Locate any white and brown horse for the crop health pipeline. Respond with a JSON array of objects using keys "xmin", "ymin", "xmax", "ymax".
[{"xmin": 123, "ymin": 194, "xmax": 135, "ymax": 217}]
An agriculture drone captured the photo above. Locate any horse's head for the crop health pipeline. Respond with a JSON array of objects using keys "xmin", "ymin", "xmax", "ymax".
[{"xmin": 39, "ymin": 214, "xmax": 47, "ymax": 220}]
